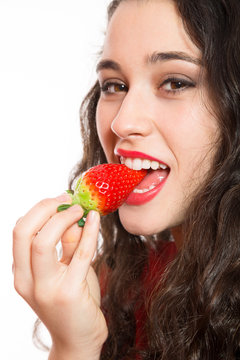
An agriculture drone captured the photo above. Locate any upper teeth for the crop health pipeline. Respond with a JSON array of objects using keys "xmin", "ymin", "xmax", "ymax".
[{"xmin": 120, "ymin": 157, "xmax": 168, "ymax": 171}]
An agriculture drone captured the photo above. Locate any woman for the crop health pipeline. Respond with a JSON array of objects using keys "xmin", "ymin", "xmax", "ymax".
[{"xmin": 13, "ymin": 0, "xmax": 240, "ymax": 359}]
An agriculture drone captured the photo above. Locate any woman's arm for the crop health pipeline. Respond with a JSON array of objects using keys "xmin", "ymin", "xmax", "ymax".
[
  {"xmin": 48, "ymin": 340, "xmax": 103, "ymax": 360},
  {"xmin": 13, "ymin": 195, "xmax": 108, "ymax": 359}
]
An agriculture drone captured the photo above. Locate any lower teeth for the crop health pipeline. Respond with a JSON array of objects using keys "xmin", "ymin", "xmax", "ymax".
[
  {"xmin": 133, "ymin": 185, "xmax": 156, "ymax": 194},
  {"xmin": 133, "ymin": 176, "xmax": 165, "ymax": 194}
]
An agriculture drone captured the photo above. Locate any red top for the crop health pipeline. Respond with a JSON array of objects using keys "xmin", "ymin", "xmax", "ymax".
[
  {"xmin": 134, "ymin": 241, "xmax": 177, "ymax": 353},
  {"xmin": 100, "ymin": 240, "xmax": 177, "ymax": 357}
]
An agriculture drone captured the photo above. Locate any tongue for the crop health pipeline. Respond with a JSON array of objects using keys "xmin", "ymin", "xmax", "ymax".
[{"xmin": 134, "ymin": 169, "xmax": 168, "ymax": 190}]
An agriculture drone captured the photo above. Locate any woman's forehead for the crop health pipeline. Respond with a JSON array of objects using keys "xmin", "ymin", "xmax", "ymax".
[{"xmin": 103, "ymin": 0, "xmax": 201, "ymax": 61}]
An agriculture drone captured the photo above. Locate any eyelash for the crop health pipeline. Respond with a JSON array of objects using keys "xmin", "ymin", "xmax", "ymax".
[
  {"xmin": 161, "ymin": 77, "xmax": 196, "ymax": 94},
  {"xmin": 100, "ymin": 77, "xmax": 196, "ymax": 96},
  {"xmin": 100, "ymin": 82, "xmax": 127, "ymax": 94}
]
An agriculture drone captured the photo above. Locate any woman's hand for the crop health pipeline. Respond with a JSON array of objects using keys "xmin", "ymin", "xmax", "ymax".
[{"xmin": 12, "ymin": 194, "xmax": 108, "ymax": 360}]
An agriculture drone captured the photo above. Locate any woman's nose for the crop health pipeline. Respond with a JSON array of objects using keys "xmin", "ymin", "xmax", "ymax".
[{"xmin": 111, "ymin": 88, "xmax": 153, "ymax": 139}]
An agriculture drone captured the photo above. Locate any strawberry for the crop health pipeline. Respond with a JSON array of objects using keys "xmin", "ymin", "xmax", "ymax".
[{"xmin": 58, "ymin": 163, "xmax": 147, "ymax": 226}]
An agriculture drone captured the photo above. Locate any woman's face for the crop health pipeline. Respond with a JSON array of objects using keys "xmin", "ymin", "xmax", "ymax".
[{"xmin": 96, "ymin": 0, "xmax": 219, "ymax": 236}]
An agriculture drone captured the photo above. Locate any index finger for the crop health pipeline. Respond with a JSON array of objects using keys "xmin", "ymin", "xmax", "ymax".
[{"xmin": 13, "ymin": 194, "xmax": 71, "ymax": 275}]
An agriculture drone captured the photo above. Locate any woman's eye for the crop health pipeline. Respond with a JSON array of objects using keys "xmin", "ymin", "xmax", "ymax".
[
  {"xmin": 100, "ymin": 82, "xmax": 128, "ymax": 94},
  {"xmin": 161, "ymin": 78, "xmax": 195, "ymax": 93}
]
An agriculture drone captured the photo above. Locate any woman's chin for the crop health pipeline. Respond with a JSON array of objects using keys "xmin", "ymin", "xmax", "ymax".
[
  {"xmin": 118, "ymin": 203, "xmax": 185, "ymax": 237},
  {"xmin": 118, "ymin": 208, "xmax": 166, "ymax": 236}
]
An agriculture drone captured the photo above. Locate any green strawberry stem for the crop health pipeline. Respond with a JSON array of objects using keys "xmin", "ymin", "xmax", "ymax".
[
  {"xmin": 57, "ymin": 196, "xmax": 89, "ymax": 227},
  {"xmin": 66, "ymin": 189, "xmax": 74, "ymax": 195},
  {"xmin": 78, "ymin": 217, "xmax": 86, "ymax": 227},
  {"xmin": 78, "ymin": 210, "xmax": 89, "ymax": 227}
]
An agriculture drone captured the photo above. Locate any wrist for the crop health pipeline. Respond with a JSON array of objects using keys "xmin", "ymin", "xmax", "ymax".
[
  {"xmin": 48, "ymin": 318, "xmax": 108, "ymax": 360},
  {"xmin": 49, "ymin": 342, "xmax": 102, "ymax": 360}
]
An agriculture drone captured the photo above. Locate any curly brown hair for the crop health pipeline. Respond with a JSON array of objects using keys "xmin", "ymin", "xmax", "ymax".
[{"xmin": 36, "ymin": 0, "xmax": 240, "ymax": 359}]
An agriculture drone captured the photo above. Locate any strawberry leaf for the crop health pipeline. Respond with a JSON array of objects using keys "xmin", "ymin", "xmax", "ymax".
[
  {"xmin": 78, "ymin": 217, "xmax": 86, "ymax": 227},
  {"xmin": 57, "ymin": 204, "xmax": 72, "ymax": 212},
  {"xmin": 66, "ymin": 189, "xmax": 74, "ymax": 195}
]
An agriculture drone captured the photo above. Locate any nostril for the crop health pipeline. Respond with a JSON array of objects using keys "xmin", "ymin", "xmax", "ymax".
[{"xmin": 110, "ymin": 109, "xmax": 152, "ymax": 139}]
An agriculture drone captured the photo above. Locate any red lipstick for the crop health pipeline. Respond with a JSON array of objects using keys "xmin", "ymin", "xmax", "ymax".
[
  {"xmin": 114, "ymin": 148, "xmax": 170, "ymax": 206},
  {"xmin": 125, "ymin": 177, "xmax": 167, "ymax": 206}
]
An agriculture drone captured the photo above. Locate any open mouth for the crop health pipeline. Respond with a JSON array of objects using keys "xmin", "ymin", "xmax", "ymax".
[{"xmin": 119, "ymin": 155, "xmax": 170, "ymax": 205}]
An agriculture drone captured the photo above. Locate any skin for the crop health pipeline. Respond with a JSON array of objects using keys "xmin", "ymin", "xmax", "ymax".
[
  {"xmin": 13, "ymin": 1, "xmax": 220, "ymax": 359},
  {"xmin": 13, "ymin": 196, "xmax": 108, "ymax": 359},
  {"xmin": 96, "ymin": 0, "xmax": 219, "ymax": 246}
]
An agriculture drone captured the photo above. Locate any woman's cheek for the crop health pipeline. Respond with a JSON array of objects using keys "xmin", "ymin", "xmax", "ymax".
[{"xmin": 96, "ymin": 101, "xmax": 115, "ymax": 160}]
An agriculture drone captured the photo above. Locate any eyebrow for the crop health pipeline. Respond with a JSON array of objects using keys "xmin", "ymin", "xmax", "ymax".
[
  {"xmin": 96, "ymin": 59, "xmax": 121, "ymax": 72},
  {"xmin": 96, "ymin": 51, "xmax": 202, "ymax": 73},
  {"xmin": 148, "ymin": 51, "xmax": 202, "ymax": 66}
]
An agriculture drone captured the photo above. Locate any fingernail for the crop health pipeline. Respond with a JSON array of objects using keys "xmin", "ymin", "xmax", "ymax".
[
  {"xmin": 87, "ymin": 210, "xmax": 99, "ymax": 223},
  {"xmin": 56, "ymin": 193, "xmax": 72, "ymax": 202}
]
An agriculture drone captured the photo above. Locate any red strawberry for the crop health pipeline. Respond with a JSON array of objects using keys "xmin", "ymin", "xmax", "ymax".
[{"xmin": 58, "ymin": 163, "xmax": 147, "ymax": 226}]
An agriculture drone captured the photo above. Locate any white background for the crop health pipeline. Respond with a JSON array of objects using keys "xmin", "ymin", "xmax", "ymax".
[{"xmin": 0, "ymin": 0, "xmax": 110, "ymax": 358}]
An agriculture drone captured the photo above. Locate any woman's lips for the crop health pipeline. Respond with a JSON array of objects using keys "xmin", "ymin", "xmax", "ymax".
[
  {"xmin": 134, "ymin": 169, "xmax": 166, "ymax": 190},
  {"xmin": 114, "ymin": 148, "xmax": 170, "ymax": 206},
  {"xmin": 126, "ymin": 177, "xmax": 167, "ymax": 206}
]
